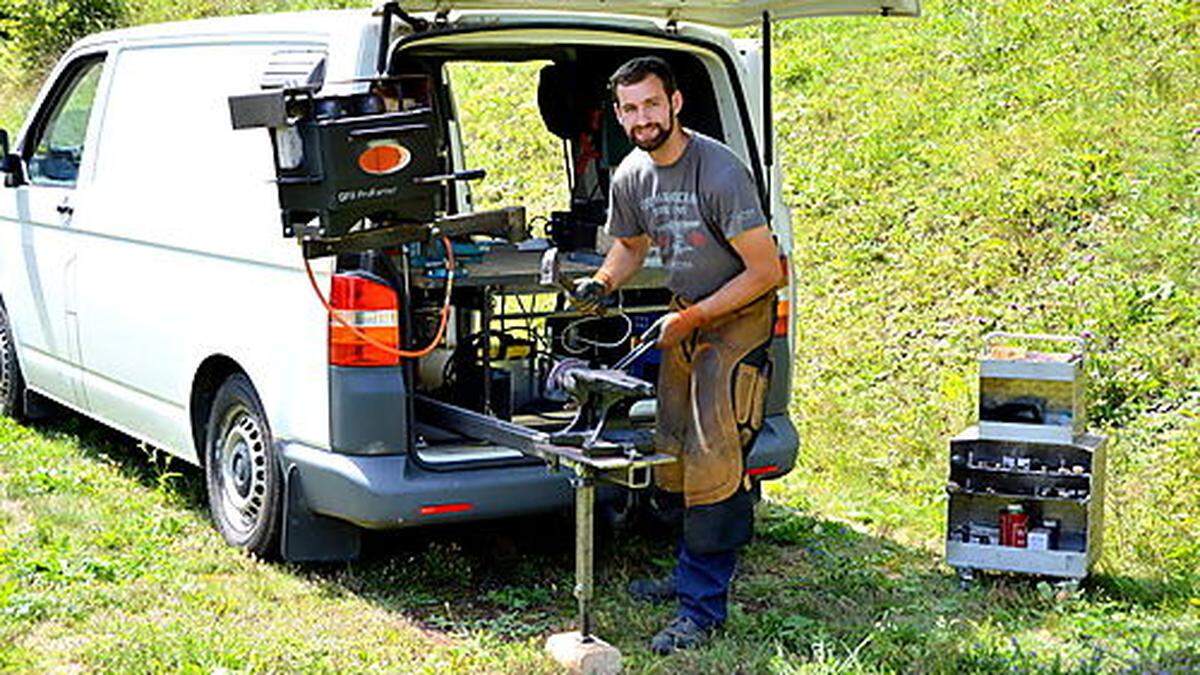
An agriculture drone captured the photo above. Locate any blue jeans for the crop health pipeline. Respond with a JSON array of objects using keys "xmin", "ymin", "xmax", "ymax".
[{"xmin": 674, "ymin": 537, "xmax": 737, "ymax": 628}]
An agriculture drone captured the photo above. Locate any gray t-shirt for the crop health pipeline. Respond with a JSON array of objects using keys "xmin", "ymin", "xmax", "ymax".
[{"xmin": 605, "ymin": 131, "xmax": 766, "ymax": 302}]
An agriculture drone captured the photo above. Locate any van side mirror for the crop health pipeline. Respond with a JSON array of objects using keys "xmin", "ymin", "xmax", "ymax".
[{"xmin": 0, "ymin": 129, "xmax": 26, "ymax": 187}]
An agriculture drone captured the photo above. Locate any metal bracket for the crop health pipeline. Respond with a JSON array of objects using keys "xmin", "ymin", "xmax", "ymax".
[
  {"xmin": 377, "ymin": 3, "xmax": 431, "ymax": 76},
  {"xmin": 601, "ymin": 463, "xmax": 653, "ymax": 489}
]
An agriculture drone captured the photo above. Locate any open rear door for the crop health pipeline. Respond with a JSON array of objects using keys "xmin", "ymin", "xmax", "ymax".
[{"xmin": 384, "ymin": 0, "xmax": 919, "ymax": 27}]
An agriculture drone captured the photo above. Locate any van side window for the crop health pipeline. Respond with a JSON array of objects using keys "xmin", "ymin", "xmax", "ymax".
[{"xmin": 27, "ymin": 59, "xmax": 105, "ymax": 187}]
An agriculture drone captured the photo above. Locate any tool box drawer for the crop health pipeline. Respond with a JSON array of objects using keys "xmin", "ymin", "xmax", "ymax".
[{"xmin": 945, "ymin": 426, "xmax": 1106, "ymax": 581}]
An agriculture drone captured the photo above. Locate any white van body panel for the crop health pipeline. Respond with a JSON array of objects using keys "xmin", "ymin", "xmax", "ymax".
[
  {"xmin": 0, "ymin": 17, "xmax": 387, "ymax": 462},
  {"xmin": 74, "ymin": 40, "xmax": 342, "ymax": 462},
  {"xmin": 0, "ymin": 49, "xmax": 113, "ymax": 411}
]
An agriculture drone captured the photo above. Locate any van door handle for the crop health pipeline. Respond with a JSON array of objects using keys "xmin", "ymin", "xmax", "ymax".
[{"xmin": 56, "ymin": 203, "xmax": 73, "ymax": 215}]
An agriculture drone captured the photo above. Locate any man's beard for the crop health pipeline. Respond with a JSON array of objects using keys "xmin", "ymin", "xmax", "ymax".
[{"xmin": 629, "ymin": 107, "xmax": 676, "ymax": 152}]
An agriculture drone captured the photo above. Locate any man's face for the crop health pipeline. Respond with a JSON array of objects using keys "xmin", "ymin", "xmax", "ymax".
[{"xmin": 613, "ymin": 75, "xmax": 682, "ymax": 152}]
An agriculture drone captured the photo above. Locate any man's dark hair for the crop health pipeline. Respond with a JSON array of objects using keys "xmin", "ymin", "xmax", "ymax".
[{"xmin": 609, "ymin": 56, "xmax": 677, "ymax": 99}]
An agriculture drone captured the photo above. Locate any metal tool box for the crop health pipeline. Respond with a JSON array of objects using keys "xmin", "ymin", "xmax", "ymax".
[
  {"xmin": 947, "ymin": 333, "xmax": 1106, "ymax": 584},
  {"xmin": 978, "ymin": 332, "xmax": 1087, "ymax": 444}
]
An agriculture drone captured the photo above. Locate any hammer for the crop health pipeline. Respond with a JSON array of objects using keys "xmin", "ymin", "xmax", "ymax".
[
  {"xmin": 540, "ymin": 245, "xmax": 614, "ymax": 315},
  {"xmin": 538, "ymin": 246, "xmax": 574, "ymax": 295}
]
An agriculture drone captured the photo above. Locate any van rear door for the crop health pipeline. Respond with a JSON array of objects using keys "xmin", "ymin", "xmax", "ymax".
[{"xmin": 387, "ymin": 0, "xmax": 919, "ymax": 26}]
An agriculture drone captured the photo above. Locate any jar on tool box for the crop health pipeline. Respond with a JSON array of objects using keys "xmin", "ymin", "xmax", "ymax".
[{"xmin": 999, "ymin": 504, "xmax": 1029, "ymax": 548}]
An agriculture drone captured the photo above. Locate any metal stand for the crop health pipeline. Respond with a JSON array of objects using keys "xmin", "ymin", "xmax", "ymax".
[
  {"xmin": 572, "ymin": 470, "xmax": 596, "ymax": 640},
  {"xmin": 550, "ymin": 463, "xmax": 641, "ymax": 674}
]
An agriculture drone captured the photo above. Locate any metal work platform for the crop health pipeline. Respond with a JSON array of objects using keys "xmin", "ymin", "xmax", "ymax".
[
  {"xmin": 415, "ymin": 395, "xmax": 674, "ymax": 641},
  {"xmin": 408, "ymin": 246, "xmax": 668, "ymax": 291}
]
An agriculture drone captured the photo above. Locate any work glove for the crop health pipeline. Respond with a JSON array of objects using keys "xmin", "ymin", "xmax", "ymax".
[
  {"xmin": 656, "ymin": 305, "xmax": 709, "ymax": 349},
  {"xmin": 571, "ymin": 276, "xmax": 610, "ymax": 315}
]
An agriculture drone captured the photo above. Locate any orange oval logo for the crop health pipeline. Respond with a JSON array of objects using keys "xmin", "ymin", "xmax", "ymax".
[{"xmin": 358, "ymin": 142, "xmax": 411, "ymax": 175}]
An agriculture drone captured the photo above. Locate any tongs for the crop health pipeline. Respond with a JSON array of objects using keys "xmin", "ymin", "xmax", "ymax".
[{"xmin": 612, "ymin": 315, "xmax": 667, "ymax": 372}]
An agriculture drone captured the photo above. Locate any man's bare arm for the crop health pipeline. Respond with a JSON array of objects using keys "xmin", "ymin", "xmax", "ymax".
[
  {"xmin": 594, "ymin": 234, "xmax": 652, "ymax": 291},
  {"xmin": 691, "ymin": 225, "xmax": 782, "ymax": 320},
  {"xmin": 656, "ymin": 225, "xmax": 781, "ymax": 347}
]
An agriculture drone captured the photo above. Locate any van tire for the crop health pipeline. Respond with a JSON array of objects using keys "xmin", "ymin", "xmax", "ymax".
[
  {"xmin": 204, "ymin": 373, "xmax": 281, "ymax": 558},
  {"xmin": 0, "ymin": 303, "xmax": 27, "ymax": 421}
]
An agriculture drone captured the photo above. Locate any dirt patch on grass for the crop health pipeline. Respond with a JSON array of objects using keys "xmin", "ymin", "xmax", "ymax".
[{"xmin": 0, "ymin": 496, "xmax": 32, "ymax": 538}]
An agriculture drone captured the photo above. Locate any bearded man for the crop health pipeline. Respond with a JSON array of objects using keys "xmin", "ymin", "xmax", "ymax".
[{"xmin": 571, "ymin": 56, "xmax": 782, "ymax": 654}]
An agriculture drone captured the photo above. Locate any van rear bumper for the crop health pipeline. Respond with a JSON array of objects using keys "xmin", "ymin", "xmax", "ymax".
[
  {"xmin": 745, "ymin": 414, "xmax": 800, "ymax": 479},
  {"xmin": 279, "ymin": 442, "xmax": 574, "ymax": 530},
  {"xmin": 278, "ymin": 413, "xmax": 797, "ymax": 531}
]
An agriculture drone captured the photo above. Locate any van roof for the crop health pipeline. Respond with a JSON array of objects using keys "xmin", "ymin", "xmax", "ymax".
[
  {"xmin": 74, "ymin": 10, "xmax": 373, "ymax": 49},
  {"xmin": 69, "ymin": 9, "xmax": 735, "ymax": 84},
  {"xmin": 72, "ymin": 8, "xmax": 720, "ymax": 51}
]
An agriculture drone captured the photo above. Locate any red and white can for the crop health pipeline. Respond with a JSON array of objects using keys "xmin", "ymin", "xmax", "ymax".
[{"xmin": 1000, "ymin": 504, "xmax": 1029, "ymax": 547}]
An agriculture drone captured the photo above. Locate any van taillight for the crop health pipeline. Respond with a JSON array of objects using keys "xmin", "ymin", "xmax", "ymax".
[
  {"xmin": 775, "ymin": 253, "xmax": 791, "ymax": 337},
  {"xmin": 329, "ymin": 274, "xmax": 400, "ymax": 367}
]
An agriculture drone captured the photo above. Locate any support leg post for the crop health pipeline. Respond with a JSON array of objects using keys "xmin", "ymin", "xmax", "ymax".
[
  {"xmin": 574, "ymin": 470, "xmax": 595, "ymax": 641},
  {"xmin": 546, "ymin": 468, "xmax": 620, "ymax": 674}
]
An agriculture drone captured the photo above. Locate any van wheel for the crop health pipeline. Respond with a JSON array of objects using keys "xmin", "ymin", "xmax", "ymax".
[
  {"xmin": 0, "ymin": 303, "xmax": 27, "ymax": 420},
  {"xmin": 204, "ymin": 373, "xmax": 281, "ymax": 558}
]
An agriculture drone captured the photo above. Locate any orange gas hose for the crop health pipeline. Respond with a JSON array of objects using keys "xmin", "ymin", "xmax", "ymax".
[{"xmin": 304, "ymin": 235, "xmax": 455, "ymax": 359}]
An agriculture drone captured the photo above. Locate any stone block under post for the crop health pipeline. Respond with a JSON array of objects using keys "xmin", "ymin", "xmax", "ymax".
[{"xmin": 545, "ymin": 631, "xmax": 622, "ymax": 674}]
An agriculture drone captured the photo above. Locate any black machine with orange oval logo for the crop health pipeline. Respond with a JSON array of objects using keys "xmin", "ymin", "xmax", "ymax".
[
  {"xmin": 230, "ymin": 74, "xmax": 497, "ymax": 247},
  {"xmin": 272, "ymin": 100, "xmax": 445, "ymax": 240}
]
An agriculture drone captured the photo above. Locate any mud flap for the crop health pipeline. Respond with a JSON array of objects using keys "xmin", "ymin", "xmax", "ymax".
[
  {"xmin": 22, "ymin": 389, "xmax": 55, "ymax": 420},
  {"xmin": 282, "ymin": 463, "xmax": 362, "ymax": 562}
]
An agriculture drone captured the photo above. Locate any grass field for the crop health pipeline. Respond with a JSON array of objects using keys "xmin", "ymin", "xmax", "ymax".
[{"xmin": 2, "ymin": 0, "xmax": 1199, "ymax": 671}]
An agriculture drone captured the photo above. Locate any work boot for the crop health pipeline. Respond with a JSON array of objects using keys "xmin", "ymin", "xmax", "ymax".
[
  {"xmin": 627, "ymin": 576, "xmax": 676, "ymax": 604},
  {"xmin": 649, "ymin": 615, "xmax": 713, "ymax": 655}
]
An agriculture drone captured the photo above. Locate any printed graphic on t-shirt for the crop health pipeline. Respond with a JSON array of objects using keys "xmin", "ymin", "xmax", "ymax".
[{"xmin": 642, "ymin": 191, "xmax": 709, "ymax": 273}]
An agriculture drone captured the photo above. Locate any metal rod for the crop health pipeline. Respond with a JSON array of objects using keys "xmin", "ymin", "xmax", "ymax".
[
  {"xmin": 414, "ymin": 395, "xmax": 548, "ymax": 449},
  {"xmin": 574, "ymin": 471, "xmax": 596, "ymax": 641},
  {"xmin": 762, "ymin": 10, "xmax": 773, "ymax": 225},
  {"xmin": 611, "ymin": 315, "xmax": 666, "ymax": 371},
  {"xmin": 482, "ymin": 285, "xmax": 493, "ymax": 415},
  {"xmin": 377, "ymin": 3, "xmax": 395, "ymax": 77}
]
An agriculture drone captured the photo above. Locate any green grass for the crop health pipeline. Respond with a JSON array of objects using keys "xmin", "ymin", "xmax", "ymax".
[
  {"xmin": 3, "ymin": 0, "xmax": 1199, "ymax": 671},
  {"xmin": 5, "ymin": 412, "xmax": 1197, "ymax": 672}
]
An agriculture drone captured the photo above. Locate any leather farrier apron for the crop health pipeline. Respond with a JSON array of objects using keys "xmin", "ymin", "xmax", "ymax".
[{"xmin": 653, "ymin": 291, "xmax": 775, "ymax": 554}]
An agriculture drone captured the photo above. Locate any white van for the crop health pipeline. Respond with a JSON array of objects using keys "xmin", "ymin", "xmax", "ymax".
[{"xmin": 0, "ymin": 1, "xmax": 917, "ymax": 561}]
